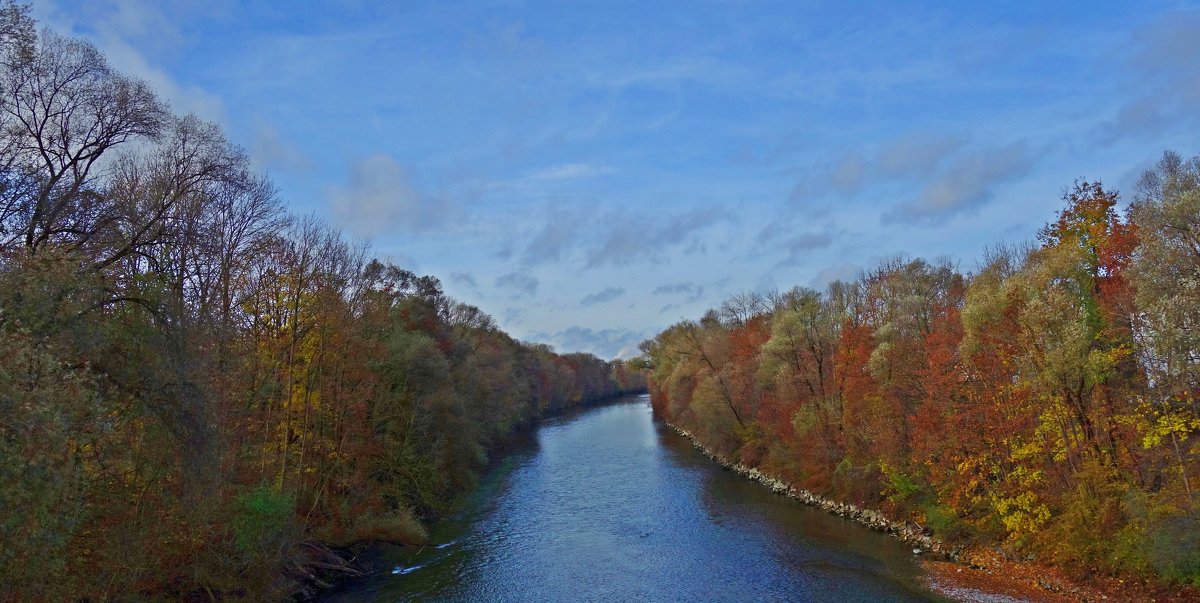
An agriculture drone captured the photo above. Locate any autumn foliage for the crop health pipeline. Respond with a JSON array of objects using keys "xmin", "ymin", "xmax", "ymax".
[
  {"xmin": 642, "ymin": 167, "xmax": 1200, "ymax": 589},
  {"xmin": 0, "ymin": 9, "xmax": 643, "ymax": 600}
]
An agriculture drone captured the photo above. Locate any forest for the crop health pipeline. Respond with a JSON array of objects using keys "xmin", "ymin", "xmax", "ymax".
[
  {"xmin": 0, "ymin": 6, "xmax": 644, "ymax": 600},
  {"xmin": 640, "ymin": 157, "xmax": 1200, "ymax": 590},
  {"xmin": 6, "ymin": 0, "xmax": 1200, "ymax": 600}
]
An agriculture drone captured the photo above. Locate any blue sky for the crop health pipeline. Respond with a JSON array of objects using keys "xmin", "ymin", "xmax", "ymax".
[{"xmin": 36, "ymin": 0, "xmax": 1200, "ymax": 358}]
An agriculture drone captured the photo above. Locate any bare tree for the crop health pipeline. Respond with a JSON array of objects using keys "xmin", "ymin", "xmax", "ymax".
[
  {"xmin": 718, "ymin": 290, "xmax": 769, "ymax": 326},
  {"xmin": 0, "ymin": 28, "xmax": 165, "ymax": 251}
]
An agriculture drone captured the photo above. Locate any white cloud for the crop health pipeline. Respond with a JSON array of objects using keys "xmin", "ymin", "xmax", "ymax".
[
  {"xmin": 799, "ymin": 132, "xmax": 968, "ymax": 202},
  {"xmin": 249, "ymin": 119, "xmax": 313, "ymax": 173},
  {"xmin": 877, "ymin": 133, "xmax": 966, "ymax": 178},
  {"xmin": 883, "ymin": 141, "xmax": 1036, "ymax": 225},
  {"xmin": 33, "ymin": 0, "xmax": 225, "ymax": 121},
  {"xmin": 528, "ymin": 326, "xmax": 649, "ymax": 360},
  {"xmin": 526, "ymin": 162, "xmax": 615, "ymax": 181},
  {"xmin": 327, "ymin": 154, "xmax": 456, "ymax": 238}
]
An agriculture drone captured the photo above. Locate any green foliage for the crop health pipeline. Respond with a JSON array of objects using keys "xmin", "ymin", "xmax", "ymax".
[
  {"xmin": 880, "ymin": 462, "xmax": 923, "ymax": 504},
  {"xmin": 1146, "ymin": 516, "xmax": 1200, "ymax": 586},
  {"xmin": 643, "ymin": 158, "xmax": 1199, "ymax": 596},
  {"xmin": 5, "ymin": 2, "xmax": 1200, "ymax": 596},
  {"xmin": 1111, "ymin": 503, "xmax": 1200, "ymax": 586},
  {"xmin": 1039, "ymin": 463, "xmax": 1123, "ymax": 568},
  {"xmin": 0, "ymin": 8, "xmax": 647, "ymax": 599},
  {"xmin": 834, "ymin": 456, "xmax": 854, "ymax": 476},
  {"xmin": 232, "ymin": 486, "xmax": 296, "ymax": 556},
  {"xmin": 0, "ymin": 329, "xmax": 94, "ymax": 598},
  {"xmin": 923, "ymin": 504, "xmax": 964, "ymax": 539}
]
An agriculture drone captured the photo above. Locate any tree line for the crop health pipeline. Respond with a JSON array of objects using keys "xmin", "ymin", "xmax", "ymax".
[
  {"xmin": 640, "ymin": 159, "xmax": 1199, "ymax": 589},
  {"xmin": 0, "ymin": 6, "xmax": 644, "ymax": 599}
]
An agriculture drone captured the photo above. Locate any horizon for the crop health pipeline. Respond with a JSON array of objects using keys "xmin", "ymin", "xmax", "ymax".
[{"xmin": 35, "ymin": 0, "xmax": 1200, "ymax": 359}]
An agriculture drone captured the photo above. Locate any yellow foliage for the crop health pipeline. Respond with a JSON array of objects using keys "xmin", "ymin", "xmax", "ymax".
[
  {"xmin": 1143, "ymin": 410, "xmax": 1200, "ymax": 449},
  {"xmin": 992, "ymin": 490, "xmax": 1052, "ymax": 538}
]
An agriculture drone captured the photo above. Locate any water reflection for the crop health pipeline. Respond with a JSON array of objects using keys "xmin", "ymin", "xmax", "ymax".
[{"xmin": 321, "ymin": 395, "xmax": 947, "ymax": 602}]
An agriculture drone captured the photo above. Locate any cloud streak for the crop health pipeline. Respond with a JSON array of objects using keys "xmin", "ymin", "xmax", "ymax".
[
  {"xmin": 883, "ymin": 142, "xmax": 1036, "ymax": 225},
  {"xmin": 580, "ymin": 287, "xmax": 626, "ymax": 306},
  {"xmin": 327, "ymin": 154, "xmax": 456, "ymax": 238},
  {"xmin": 528, "ymin": 326, "xmax": 649, "ymax": 360},
  {"xmin": 795, "ymin": 133, "xmax": 967, "ymax": 201},
  {"xmin": 586, "ymin": 206, "xmax": 730, "ymax": 268},
  {"xmin": 1099, "ymin": 9, "xmax": 1200, "ymax": 143},
  {"xmin": 449, "ymin": 272, "xmax": 480, "ymax": 295},
  {"xmin": 526, "ymin": 163, "xmax": 615, "ymax": 181},
  {"xmin": 250, "ymin": 119, "xmax": 313, "ymax": 173},
  {"xmin": 776, "ymin": 231, "xmax": 835, "ymax": 267},
  {"xmin": 34, "ymin": 0, "xmax": 225, "ymax": 120},
  {"xmin": 519, "ymin": 206, "xmax": 586, "ymax": 266},
  {"xmin": 495, "ymin": 272, "xmax": 540, "ymax": 297}
]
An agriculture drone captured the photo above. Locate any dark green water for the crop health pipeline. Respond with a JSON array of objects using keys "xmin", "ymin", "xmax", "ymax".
[{"xmin": 321, "ymin": 394, "xmax": 947, "ymax": 602}]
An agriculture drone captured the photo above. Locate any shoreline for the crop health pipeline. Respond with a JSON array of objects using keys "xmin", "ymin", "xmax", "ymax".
[
  {"xmin": 301, "ymin": 390, "xmax": 651, "ymax": 600},
  {"xmin": 664, "ymin": 422, "xmax": 959, "ymax": 560},
  {"xmin": 662, "ymin": 421, "xmax": 1076, "ymax": 602},
  {"xmin": 663, "ymin": 420, "xmax": 1200, "ymax": 603}
]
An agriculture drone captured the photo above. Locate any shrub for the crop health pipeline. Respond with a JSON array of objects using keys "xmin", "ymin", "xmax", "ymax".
[{"xmin": 232, "ymin": 486, "xmax": 295, "ymax": 556}]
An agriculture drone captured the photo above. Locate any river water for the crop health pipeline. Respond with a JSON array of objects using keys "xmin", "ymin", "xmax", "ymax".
[{"xmin": 321, "ymin": 394, "xmax": 948, "ymax": 602}]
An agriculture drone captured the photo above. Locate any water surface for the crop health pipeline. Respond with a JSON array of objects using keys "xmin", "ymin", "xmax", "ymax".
[{"xmin": 322, "ymin": 395, "xmax": 945, "ymax": 602}]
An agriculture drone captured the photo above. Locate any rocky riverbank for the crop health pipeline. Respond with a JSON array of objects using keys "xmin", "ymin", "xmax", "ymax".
[
  {"xmin": 665, "ymin": 422, "xmax": 960, "ymax": 561},
  {"xmin": 666, "ymin": 422, "xmax": 1200, "ymax": 603}
]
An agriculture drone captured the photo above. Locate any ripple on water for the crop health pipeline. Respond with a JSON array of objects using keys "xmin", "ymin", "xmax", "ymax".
[
  {"xmin": 389, "ymin": 563, "xmax": 423, "ymax": 575},
  {"xmin": 321, "ymin": 398, "xmax": 947, "ymax": 602}
]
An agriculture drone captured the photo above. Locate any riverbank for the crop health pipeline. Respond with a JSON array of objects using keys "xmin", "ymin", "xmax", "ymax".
[
  {"xmin": 922, "ymin": 548, "xmax": 1199, "ymax": 603},
  {"xmin": 302, "ymin": 389, "xmax": 649, "ymax": 600},
  {"xmin": 663, "ymin": 421, "xmax": 1200, "ymax": 603},
  {"xmin": 665, "ymin": 423, "xmax": 959, "ymax": 559},
  {"xmin": 320, "ymin": 399, "xmax": 951, "ymax": 601}
]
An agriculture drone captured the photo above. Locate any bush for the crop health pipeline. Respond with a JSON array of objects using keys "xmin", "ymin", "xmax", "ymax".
[
  {"xmin": 1148, "ymin": 515, "xmax": 1200, "ymax": 586},
  {"xmin": 880, "ymin": 462, "xmax": 923, "ymax": 504},
  {"xmin": 232, "ymin": 486, "xmax": 295, "ymax": 556},
  {"xmin": 347, "ymin": 511, "xmax": 428, "ymax": 546},
  {"xmin": 924, "ymin": 503, "xmax": 966, "ymax": 539}
]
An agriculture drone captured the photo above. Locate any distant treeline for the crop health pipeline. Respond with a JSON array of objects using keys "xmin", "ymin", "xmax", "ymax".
[
  {"xmin": 641, "ymin": 160, "xmax": 1199, "ymax": 589},
  {"xmin": 0, "ymin": 5, "xmax": 643, "ymax": 600}
]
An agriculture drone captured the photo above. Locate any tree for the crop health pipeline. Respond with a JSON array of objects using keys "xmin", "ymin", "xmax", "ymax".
[
  {"xmin": 758, "ymin": 287, "xmax": 843, "ymax": 477},
  {"xmin": 0, "ymin": 26, "xmax": 165, "ymax": 252},
  {"xmin": 1131, "ymin": 151, "xmax": 1200, "ymax": 504}
]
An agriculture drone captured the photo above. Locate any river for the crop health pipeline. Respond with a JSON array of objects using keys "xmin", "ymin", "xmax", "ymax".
[{"xmin": 320, "ymin": 394, "xmax": 949, "ymax": 601}]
